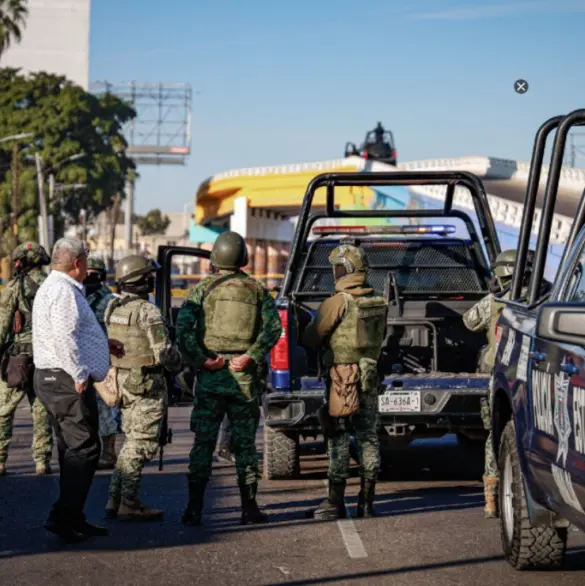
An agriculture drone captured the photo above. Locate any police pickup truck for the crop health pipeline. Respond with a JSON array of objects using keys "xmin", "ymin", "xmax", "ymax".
[
  {"xmin": 491, "ymin": 110, "xmax": 585, "ymax": 571},
  {"xmin": 262, "ymin": 170, "xmax": 502, "ymax": 479}
]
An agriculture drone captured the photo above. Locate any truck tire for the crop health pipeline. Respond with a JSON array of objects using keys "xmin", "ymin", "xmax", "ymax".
[
  {"xmin": 263, "ymin": 426, "xmax": 300, "ymax": 480},
  {"xmin": 499, "ymin": 419, "xmax": 567, "ymax": 570}
]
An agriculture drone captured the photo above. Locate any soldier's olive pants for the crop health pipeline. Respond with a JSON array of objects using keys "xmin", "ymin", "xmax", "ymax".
[
  {"xmin": 483, "ymin": 378, "xmax": 498, "ymax": 479},
  {"xmin": 328, "ymin": 393, "xmax": 380, "ymax": 483},
  {"xmin": 109, "ymin": 385, "xmax": 165, "ymax": 502},
  {"xmin": 189, "ymin": 394, "xmax": 260, "ymax": 486},
  {"xmin": 0, "ymin": 377, "xmax": 52, "ymax": 464}
]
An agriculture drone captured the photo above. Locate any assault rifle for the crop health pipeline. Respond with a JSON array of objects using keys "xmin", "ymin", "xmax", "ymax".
[{"xmin": 158, "ymin": 404, "xmax": 173, "ymax": 471}]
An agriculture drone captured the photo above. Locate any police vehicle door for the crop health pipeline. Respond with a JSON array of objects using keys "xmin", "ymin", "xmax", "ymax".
[
  {"xmin": 155, "ymin": 245, "xmax": 211, "ymax": 328},
  {"xmin": 155, "ymin": 246, "xmax": 211, "ymax": 399},
  {"xmin": 531, "ymin": 236, "xmax": 585, "ymax": 522}
]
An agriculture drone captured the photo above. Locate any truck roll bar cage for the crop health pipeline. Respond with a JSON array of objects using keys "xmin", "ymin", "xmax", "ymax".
[
  {"xmin": 281, "ymin": 171, "xmax": 502, "ymax": 297},
  {"xmin": 509, "ymin": 109, "xmax": 585, "ymax": 305}
]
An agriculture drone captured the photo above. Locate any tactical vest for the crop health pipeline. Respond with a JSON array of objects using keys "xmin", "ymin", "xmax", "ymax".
[
  {"xmin": 328, "ymin": 293, "xmax": 388, "ymax": 364},
  {"xmin": 202, "ymin": 275, "xmax": 260, "ymax": 353},
  {"xmin": 105, "ymin": 297, "xmax": 155, "ymax": 368}
]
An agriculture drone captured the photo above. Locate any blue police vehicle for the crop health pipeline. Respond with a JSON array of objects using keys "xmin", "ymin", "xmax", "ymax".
[{"xmin": 492, "ymin": 110, "xmax": 585, "ymax": 570}]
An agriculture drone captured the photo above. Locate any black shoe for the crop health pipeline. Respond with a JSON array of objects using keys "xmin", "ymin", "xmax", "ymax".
[
  {"xmin": 76, "ymin": 521, "xmax": 109, "ymax": 537},
  {"xmin": 44, "ymin": 521, "xmax": 86, "ymax": 543},
  {"xmin": 356, "ymin": 478, "xmax": 376, "ymax": 518},
  {"xmin": 239, "ymin": 483, "xmax": 268, "ymax": 525}
]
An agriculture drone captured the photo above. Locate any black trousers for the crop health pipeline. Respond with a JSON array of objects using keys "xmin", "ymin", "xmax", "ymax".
[{"xmin": 34, "ymin": 369, "xmax": 100, "ymax": 527}]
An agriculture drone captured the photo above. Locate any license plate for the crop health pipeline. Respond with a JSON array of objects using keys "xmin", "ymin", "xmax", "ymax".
[{"xmin": 378, "ymin": 391, "xmax": 421, "ymax": 413}]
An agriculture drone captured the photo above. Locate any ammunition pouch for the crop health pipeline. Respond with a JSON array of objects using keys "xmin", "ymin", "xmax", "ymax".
[
  {"xmin": 329, "ymin": 364, "xmax": 360, "ymax": 417},
  {"xmin": 5, "ymin": 353, "xmax": 34, "ymax": 389}
]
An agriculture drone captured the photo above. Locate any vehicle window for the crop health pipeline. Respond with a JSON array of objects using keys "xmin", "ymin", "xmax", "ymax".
[{"xmin": 565, "ymin": 259, "xmax": 585, "ymax": 302}]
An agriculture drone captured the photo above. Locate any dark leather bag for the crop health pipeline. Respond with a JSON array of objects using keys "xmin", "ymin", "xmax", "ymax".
[{"xmin": 5, "ymin": 354, "xmax": 34, "ymax": 389}]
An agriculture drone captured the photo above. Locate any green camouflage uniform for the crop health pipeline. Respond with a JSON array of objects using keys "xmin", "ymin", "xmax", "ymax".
[
  {"xmin": 303, "ymin": 272, "xmax": 387, "ymax": 483},
  {"xmin": 87, "ymin": 283, "xmax": 119, "ymax": 437},
  {"xmin": 176, "ymin": 270, "xmax": 282, "ymax": 487},
  {"xmin": 0, "ymin": 269, "xmax": 52, "ymax": 467},
  {"xmin": 463, "ymin": 291, "xmax": 508, "ymax": 480},
  {"xmin": 105, "ymin": 293, "xmax": 182, "ymax": 502}
]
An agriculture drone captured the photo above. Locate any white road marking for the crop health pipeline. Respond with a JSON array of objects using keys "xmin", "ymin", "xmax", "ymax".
[{"xmin": 322, "ymin": 479, "xmax": 368, "ymax": 559}]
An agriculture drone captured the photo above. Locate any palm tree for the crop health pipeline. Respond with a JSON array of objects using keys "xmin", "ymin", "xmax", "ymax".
[{"xmin": 0, "ymin": 0, "xmax": 29, "ymax": 56}]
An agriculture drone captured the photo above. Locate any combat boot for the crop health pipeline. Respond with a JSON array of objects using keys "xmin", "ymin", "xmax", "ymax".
[
  {"xmin": 239, "ymin": 483, "xmax": 268, "ymax": 525},
  {"xmin": 105, "ymin": 497, "xmax": 120, "ymax": 519},
  {"xmin": 307, "ymin": 480, "xmax": 347, "ymax": 521},
  {"xmin": 117, "ymin": 498, "xmax": 163, "ymax": 522},
  {"xmin": 97, "ymin": 435, "xmax": 117, "ymax": 470},
  {"xmin": 35, "ymin": 461, "xmax": 52, "ymax": 475},
  {"xmin": 483, "ymin": 475, "xmax": 499, "ymax": 519},
  {"xmin": 356, "ymin": 477, "xmax": 376, "ymax": 518},
  {"xmin": 182, "ymin": 479, "xmax": 207, "ymax": 526}
]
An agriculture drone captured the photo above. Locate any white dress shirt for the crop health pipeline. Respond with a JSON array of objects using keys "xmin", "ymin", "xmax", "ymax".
[{"xmin": 32, "ymin": 270, "xmax": 110, "ymax": 383}]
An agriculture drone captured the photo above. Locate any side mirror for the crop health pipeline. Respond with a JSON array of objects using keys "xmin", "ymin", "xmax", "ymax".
[{"xmin": 537, "ymin": 303, "xmax": 585, "ymax": 346}]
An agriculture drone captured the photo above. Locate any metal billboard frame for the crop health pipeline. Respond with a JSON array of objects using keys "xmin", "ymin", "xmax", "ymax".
[{"xmin": 90, "ymin": 81, "xmax": 192, "ymax": 166}]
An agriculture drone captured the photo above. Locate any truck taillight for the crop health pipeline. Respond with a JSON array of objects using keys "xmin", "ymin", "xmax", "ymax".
[
  {"xmin": 270, "ymin": 309, "xmax": 289, "ymax": 370},
  {"xmin": 392, "ymin": 149, "xmax": 397, "ymax": 160}
]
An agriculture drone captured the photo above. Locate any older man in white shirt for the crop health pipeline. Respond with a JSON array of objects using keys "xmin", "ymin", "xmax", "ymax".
[{"xmin": 33, "ymin": 237, "xmax": 121, "ymax": 543}]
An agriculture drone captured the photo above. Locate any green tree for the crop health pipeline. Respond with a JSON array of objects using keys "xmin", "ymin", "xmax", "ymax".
[
  {"xmin": 0, "ymin": 0, "xmax": 28, "ymax": 56},
  {"xmin": 137, "ymin": 208, "xmax": 171, "ymax": 236},
  {"xmin": 0, "ymin": 68, "xmax": 136, "ymax": 250}
]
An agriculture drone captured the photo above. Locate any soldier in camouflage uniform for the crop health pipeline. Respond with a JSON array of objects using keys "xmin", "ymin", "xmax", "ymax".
[
  {"xmin": 177, "ymin": 231, "xmax": 282, "ymax": 526},
  {"xmin": 0, "ymin": 242, "xmax": 53, "ymax": 475},
  {"xmin": 303, "ymin": 244, "xmax": 388, "ymax": 520},
  {"xmin": 463, "ymin": 249, "xmax": 537, "ymax": 518},
  {"xmin": 84, "ymin": 256, "xmax": 119, "ymax": 470},
  {"xmin": 104, "ymin": 256, "xmax": 182, "ymax": 521}
]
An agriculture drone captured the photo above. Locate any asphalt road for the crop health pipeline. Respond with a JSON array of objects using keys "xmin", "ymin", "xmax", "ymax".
[{"xmin": 1, "ymin": 406, "xmax": 584, "ymax": 586}]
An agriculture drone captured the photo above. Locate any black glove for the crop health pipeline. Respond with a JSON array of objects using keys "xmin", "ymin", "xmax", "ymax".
[{"xmin": 489, "ymin": 276, "xmax": 502, "ymax": 295}]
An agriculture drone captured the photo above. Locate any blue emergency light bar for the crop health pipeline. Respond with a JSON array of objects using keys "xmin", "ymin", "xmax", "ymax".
[{"xmin": 312, "ymin": 224, "xmax": 457, "ymax": 236}]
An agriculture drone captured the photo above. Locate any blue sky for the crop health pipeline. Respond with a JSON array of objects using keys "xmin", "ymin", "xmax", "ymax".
[{"xmin": 90, "ymin": 0, "xmax": 585, "ymax": 214}]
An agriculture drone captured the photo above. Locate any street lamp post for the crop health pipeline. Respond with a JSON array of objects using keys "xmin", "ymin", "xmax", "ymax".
[{"xmin": 35, "ymin": 152, "xmax": 85, "ymax": 250}]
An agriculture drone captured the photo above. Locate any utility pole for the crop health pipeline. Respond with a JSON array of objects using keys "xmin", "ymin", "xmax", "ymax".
[
  {"xmin": 35, "ymin": 153, "xmax": 49, "ymax": 251},
  {"xmin": 124, "ymin": 178, "xmax": 134, "ymax": 252},
  {"xmin": 11, "ymin": 142, "xmax": 19, "ymax": 247}
]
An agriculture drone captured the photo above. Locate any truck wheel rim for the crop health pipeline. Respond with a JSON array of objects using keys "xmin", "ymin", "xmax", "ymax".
[{"xmin": 502, "ymin": 452, "xmax": 514, "ymax": 543}]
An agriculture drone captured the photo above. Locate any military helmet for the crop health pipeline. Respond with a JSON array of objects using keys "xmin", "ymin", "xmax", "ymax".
[
  {"xmin": 328, "ymin": 244, "xmax": 367, "ymax": 274},
  {"xmin": 11, "ymin": 241, "xmax": 50, "ymax": 267},
  {"xmin": 115, "ymin": 255, "xmax": 160, "ymax": 284},
  {"xmin": 87, "ymin": 256, "xmax": 107, "ymax": 273},
  {"xmin": 492, "ymin": 249, "xmax": 534, "ymax": 280},
  {"xmin": 210, "ymin": 231, "xmax": 248, "ymax": 269}
]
